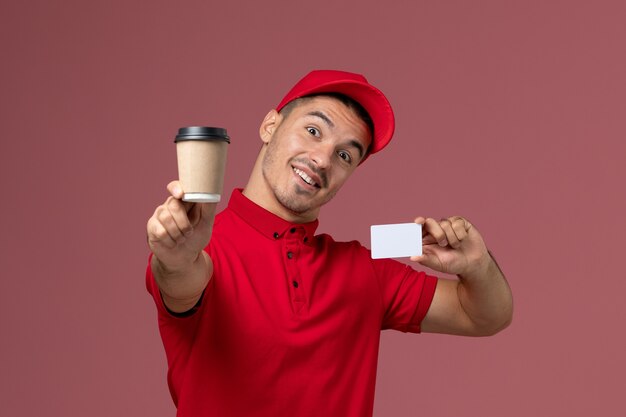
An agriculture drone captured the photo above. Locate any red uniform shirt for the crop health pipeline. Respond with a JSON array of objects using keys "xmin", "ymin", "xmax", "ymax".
[{"xmin": 147, "ymin": 189, "xmax": 437, "ymax": 417}]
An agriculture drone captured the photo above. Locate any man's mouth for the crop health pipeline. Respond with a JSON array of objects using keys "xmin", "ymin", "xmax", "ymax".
[{"xmin": 293, "ymin": 167, "xmax": 320, "ymax": 188}]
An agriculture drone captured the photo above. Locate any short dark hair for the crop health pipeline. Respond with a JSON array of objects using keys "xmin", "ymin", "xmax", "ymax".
[{"xmin": 278, "ymin": 93, "xmax": 374, "ymax": 154}]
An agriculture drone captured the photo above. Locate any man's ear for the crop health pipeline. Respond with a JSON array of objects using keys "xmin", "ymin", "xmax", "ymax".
[{"xmin": 259, "ymin": 109, "xmax": 282, "ymax": 144}]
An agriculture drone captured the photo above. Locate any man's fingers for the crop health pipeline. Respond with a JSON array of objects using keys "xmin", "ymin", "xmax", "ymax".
[
  {"xmin": 422, "ymin": 235, "xmax": 438, "ymax": 245},
  {"xmin": 417, "ymin": 216, "xmax": 472, "ymax": 248},
  {"xmin": 166, "ymin": 180, "xmax": 198, "ymax": 214},
  {"xmin": 440, "ymin": 219, "xmax": 461, "ymax": 249},
  {"xmin": 148, "ymin": 219, "xmax": 177, "ymax": 249},
  {"xmin": 450, "ymin": 216, "xmax": 469, "ymax": 241},
  {"xmin": 155, "ymin": 208, "xmax": 185, "ymax": 243},
  {"xmin": 450, "ymin": 216, "xmax": 471, "ymax": 231},
  {"xmin": 414, "ymin": 216, "xmax": 448, "ymax": 246},
  {"xmin": 410, "ymin": 252, "xmax": 441, "ymax": 271},
  {"xmin": 164, "ymin": 197, "xmax": 194, "ymax": 238},
  {"xmin": 423, "ymin": 218, "xmax": 448, "ymax": 247},
  {"xmin": 167, "ymin": 180, "xmax": 184, "ymax": 200},
  {"xmin": 151, "ymin": 197, "xmax": 191, "ymax": 245}
]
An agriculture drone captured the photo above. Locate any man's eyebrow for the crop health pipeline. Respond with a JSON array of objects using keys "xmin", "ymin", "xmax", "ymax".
[
  {"xmin": 348, "ymin": 139, "xmax": 365, "ymax": 160},
  {"xmin": 306, "ymin": 111, "xmax": 335, "ymax": 128}
]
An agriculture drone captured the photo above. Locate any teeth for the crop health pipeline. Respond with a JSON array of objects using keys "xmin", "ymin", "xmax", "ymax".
[{"xmin": 293, "ymin": 168, "xmax": 316, "ymax": 186}]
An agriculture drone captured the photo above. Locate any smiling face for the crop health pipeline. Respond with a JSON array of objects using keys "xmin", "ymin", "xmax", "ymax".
[{"xmin": 245, "ymin": 95, "xmax": 372, "ymax": 222}]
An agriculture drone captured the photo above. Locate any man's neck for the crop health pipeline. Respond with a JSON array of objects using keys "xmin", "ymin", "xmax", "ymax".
[
  {"xmin": 243, "ymin": 155, "xmax": 318, "ymax": 224},
  {"xmin": 241, "ymin": 184, "xmax": 317, "ymax": 224}
]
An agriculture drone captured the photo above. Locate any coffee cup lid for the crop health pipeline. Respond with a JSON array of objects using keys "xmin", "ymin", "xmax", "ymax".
[{"xmin": 175, "ymin": 126, "xmax": 230, "ymax": 143}]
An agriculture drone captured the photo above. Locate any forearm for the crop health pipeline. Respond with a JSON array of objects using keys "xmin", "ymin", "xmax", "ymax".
[
  {"xmin": 457, "ymin": 252, "xmax": 513, "ymax": 335},
  {"xmin": 147, "ymin": 191, "xmax": 218, "ymax": 313},
  {"xmin": 152, "ymin": 249, "xmax": 213, "ymax": 313}
]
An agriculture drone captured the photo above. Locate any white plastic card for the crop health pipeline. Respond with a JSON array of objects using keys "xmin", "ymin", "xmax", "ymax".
[{"xmin": 370, "ymin": 223, "xmax": 422, "ymax": 259}]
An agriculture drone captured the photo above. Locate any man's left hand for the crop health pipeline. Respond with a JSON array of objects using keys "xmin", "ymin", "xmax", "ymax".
[{"xmin": 410, "ymin": 216, "xmax": 491, "ymax": 277}]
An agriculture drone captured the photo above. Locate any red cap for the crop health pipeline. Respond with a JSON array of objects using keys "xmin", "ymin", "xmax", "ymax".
[{"xmin": 276, "ymin": 70, "xmax": 395, "ymax": 156}]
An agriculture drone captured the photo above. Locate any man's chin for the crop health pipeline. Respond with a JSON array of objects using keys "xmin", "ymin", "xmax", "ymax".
[
  {"xmin": 281, "ymin": 200, "xmax": 315, "ymax": 215},
  {"xmin": 276, "ymin": 193, "xmax": 322, "ymax": 217}
]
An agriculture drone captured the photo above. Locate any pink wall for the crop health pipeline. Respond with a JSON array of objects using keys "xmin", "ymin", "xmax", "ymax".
[{"xmin": 2, "ymin": 1, "xmax": 625, "ymax": 416}]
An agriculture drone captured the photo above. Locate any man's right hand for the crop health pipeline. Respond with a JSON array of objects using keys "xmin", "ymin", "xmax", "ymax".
[{"xmin": 147, "ymin": 181, "xmax": 217, "ymax": 312}]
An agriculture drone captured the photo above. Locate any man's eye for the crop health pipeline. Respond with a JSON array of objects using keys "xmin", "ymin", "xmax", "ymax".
[
  {"xmin": 338, "ymin": 151, "xmax": 352, "ymax": 163},
  {"xmin": 307, "ymin": 127, "xmax": 320, "ymax": 137}
]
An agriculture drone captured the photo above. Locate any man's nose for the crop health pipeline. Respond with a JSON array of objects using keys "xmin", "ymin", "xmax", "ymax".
[{"xmin": 309, "ymin": 143, "xmax": 333, "ymax": 169}]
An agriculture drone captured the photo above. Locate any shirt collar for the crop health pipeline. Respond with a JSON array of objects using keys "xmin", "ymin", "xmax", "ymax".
[{"xmin": 227, "ymin": 188, "xmax": 319, "ymax": 241}]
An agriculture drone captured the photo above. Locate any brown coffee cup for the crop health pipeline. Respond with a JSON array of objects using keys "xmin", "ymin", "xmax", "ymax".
[{"xmin": 174, "ymin": 126, "xmax": 230, "ymax": 203}]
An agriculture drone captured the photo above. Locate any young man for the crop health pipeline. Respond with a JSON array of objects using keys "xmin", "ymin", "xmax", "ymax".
[{"xmin": 146, "ymin": 70, "xmax": 513, "ymax": 417}]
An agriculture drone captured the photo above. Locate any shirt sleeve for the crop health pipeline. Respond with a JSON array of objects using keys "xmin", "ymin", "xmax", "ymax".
[
  {"xmin": 145, "ymin": 253, "xmax": 169, "ymax": 315},
  {"xmin": 372, "ymin": 257, "xmax": 438, "ymax": 333},
  {"xmin": 145, "ymin": 253, "xmax": 206, "ymax": 405}
]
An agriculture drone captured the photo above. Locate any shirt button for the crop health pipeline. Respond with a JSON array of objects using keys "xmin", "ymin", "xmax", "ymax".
[
  {"xmin": 287, "ymin": 251, "xmax": 293, "ymax": 259},
  {"xmin": 292, "ymin": 281, "xmax": 299, "ymax": 288},
  {"xmin": 303, "ymin": 237, "xmax": 308, "ymax": 243},
  {"xmin": 273, "ymin": 232, "xmax": 279, "ymax": 239},
  {"xmin": 290, "ymin": 227, "xmax": 296, "ymax": 233}
]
